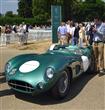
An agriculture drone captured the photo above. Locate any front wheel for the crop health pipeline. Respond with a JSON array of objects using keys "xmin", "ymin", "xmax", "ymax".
[{"xmin": 51, "ymin": 69, "xmax": 71, "ymax": 99}]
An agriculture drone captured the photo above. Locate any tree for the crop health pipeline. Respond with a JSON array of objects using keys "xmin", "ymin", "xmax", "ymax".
[
  {"xmin": 5, "ymin": 11, "xmax": 13, "ymax": 17},
  {"xmin": 0, "ymin": 13, "xmax": 2, "ymax": 17},
  {"xmin": 85, "ymin": 0, "xmax": 96, "ymax": 2},
  {"xmin": 18, "ymin": 0, "xmax": 33, "ymax": 18},
  {"xmin": 85, "ymin": 0, "xmax": 104, "ymax": 3},
  {"xmin": 62, "ymin": 0, "xmax": 77, "ymax": 21},
  {"xmin": 32, "ymin": 0, "xmax": 77, "ymax": 21},
  {"xmin": 32, "ymin": 0, "xmax": 51, "ymax": 21},
  {"xmin": 18, "ymin": 0, "xmax": 105, "ymax": 22},
  {"xmin": 72, "ymin": 0, "xmax": 105, "ymax": 21}
]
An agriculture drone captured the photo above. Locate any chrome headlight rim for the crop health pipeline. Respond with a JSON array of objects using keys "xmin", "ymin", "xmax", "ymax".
[
  {"xmin": 45, "ymin": 67, "xmax": 55, "ymax": 79},
  {"xmin": 9, "ymin": 68, "xmax": 17, "ymax": 75},
  {"xmin": 5, "ymin": 62, "xmax": 11, "ymax": 73}
]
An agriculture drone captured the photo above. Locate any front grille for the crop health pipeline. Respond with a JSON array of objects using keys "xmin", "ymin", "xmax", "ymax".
[{"xmin": 8, "ymin": 80, "xmax": 34, "ymax": 93}]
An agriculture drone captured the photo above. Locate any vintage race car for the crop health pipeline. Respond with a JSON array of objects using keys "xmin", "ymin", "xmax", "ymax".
[{"xmin": 5, "ymin": 44, "xmax": 95, "ymax": 99}]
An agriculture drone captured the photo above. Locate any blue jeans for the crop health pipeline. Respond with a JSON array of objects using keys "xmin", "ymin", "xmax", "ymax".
[{"xmin": 72, "ymin": 37, "xmax": 78, "ymax": 45}]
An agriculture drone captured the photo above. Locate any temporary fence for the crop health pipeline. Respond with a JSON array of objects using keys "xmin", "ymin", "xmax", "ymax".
[
  {"xmin": 0, "ymin": 29, "xmax": 52, "ymax": 45},
  {"xmin": 28, "ymin": 29, "xmax": 52, "ymax": 41}
]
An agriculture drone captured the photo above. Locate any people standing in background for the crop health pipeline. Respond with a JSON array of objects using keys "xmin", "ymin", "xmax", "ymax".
[
  {"xmin": 68, "ymin": 21, "xmax": 76, "ymax": 45},
  {"xmin": 12, "ymin": 25, "xmax": 18, "ymax": 41},
  {"xmin": 78, "ymin": 23, "xmax": 85, "ymax": 47},
  {"xmin": 92, "ymin": 17, "xmax": 104, "ymax": 73},
  {"xmin": 13, "ymin": 25, "xmax": 17, "ymax": 33},
  {"xmin": 57, "ymin": 22, "xmax": 67, "ymax": 45},
  {"xmin": 0, "ymin": 25, "xmax": 6, "ymax": 46},
  {"xmin": 97, "ymin": 19, "xmax": 105, "ymax": 72},
  {"xmin": 88, "ymin": 24, "xmax": 94, "ymax": 45},
  {"xmin": 24, "ymin": 24, "xmax": 29, "ymax": 45},
  {"xmin": 85, "ymin": 23, "xmax": 91, "ymax": 45},
  {"xmin": 73, "ymin": 23, "xmax": 80, "ymax": 45},
  {"xmin": 18, "ymin": 24, "xmax": 25, "ymax": 45},
  {"xmin": 66, "ymin": 20, "xmax": 72, "ymax": 44},
  {"xmin": 23, "ymin": 22, "xmax": 29, "ymax": 45},
  {"xmin": 5, "ymin": 25, "xmax": 12, "ymax": 45}
]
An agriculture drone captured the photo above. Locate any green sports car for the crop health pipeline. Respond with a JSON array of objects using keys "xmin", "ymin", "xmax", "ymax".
[{"xmin": 5, "ymin": 44, "xmax": 95, "ymax": 99}]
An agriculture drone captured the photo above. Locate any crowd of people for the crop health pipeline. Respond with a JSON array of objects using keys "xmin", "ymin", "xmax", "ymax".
[
  {"xmin": 57, "ymin": 20, "xmax": 93, "ymax": 46},
  {"xmin": 0, "ymin": 22, "xmax": 29, "ymax": 46},
  {"xmin": 57, "ymin": 17, "xmax": 105, "ymax": 74},
  {"xmin": 0, "ymin": 23, "xmax": 51, "ymax": 46}
]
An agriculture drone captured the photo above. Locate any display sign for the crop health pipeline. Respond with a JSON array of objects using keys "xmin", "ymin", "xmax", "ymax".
[{"xmin": 51, "ymin": 5, "xmax": 62, "ymax": 43}]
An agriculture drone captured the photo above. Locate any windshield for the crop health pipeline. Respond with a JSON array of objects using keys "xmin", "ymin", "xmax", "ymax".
[{"xmin": 65, "ymin": 47, "xmax": 83, "ymax": 55}]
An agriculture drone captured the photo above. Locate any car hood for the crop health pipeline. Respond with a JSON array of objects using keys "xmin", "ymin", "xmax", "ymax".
[{"xmin": 7, "ymin": 52, "xmax": 77, "ymax": 69}]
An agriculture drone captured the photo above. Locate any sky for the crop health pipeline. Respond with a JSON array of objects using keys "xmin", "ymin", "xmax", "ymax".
[
  {"xmin": 0, "ymin": 0, "xmax": 105, "ymax": 14},
  {"xmin": 0, "ymin": 0, "xmax": 18, "ymax": 14}
]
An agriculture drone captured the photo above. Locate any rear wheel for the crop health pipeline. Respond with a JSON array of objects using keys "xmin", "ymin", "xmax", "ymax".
[{"xmin": 51, "ymin": 69, "xmax": 71, "ymax": 99}]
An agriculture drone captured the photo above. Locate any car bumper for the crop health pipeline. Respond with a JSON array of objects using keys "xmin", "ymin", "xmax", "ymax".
[{"xmin": 7, "ymin": 78, "xmax": 54, "ymax": 95}]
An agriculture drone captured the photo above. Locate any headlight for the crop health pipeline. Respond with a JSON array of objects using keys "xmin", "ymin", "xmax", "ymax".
[
  {"xmin": 46, "ymin": 67, "xmax": 54, "ymax": 79},
  {"xmin": 5, "ymin": 62, "xmax": 11, "ymax": 73},
  {"xmin": 9, "ymin": 68, "xmax": 17, "ymax": 75}
]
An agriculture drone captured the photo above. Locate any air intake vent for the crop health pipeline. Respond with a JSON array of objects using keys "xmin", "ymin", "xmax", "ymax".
[{"xmin": 8, "ymin": 80, "xmax": 34, "ymax": 93}]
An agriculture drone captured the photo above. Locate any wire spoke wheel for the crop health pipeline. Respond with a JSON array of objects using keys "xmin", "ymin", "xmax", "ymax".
[
  {"xmin": 58, "ymin": 71, "xmax": 69, "ymax": 94},
  {"xmin": 51, "ymin": 68, "xmax": 71, "ymax": 99}
]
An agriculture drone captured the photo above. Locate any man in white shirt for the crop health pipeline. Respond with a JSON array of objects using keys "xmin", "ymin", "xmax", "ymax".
[
  {"xmin": 57, "ymin": 22, "xmax": 67, "ymax": 45},
  {"xmin": 93, "ymin": 17, "xmax": 104, "ymax": 73},
  {"xmin": 66, "ymin": 20, "xmax": 71, "ymax": 44},
  {"xmin": 98, "ymin": 19, "xmax": 105, "ymax": 72}
]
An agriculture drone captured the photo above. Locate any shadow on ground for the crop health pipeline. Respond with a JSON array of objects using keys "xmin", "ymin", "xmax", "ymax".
[
  {"xmin": 0, "ymin": 89, "xmax": 14, "ymax": 97},
  {"xmin": 0, "ymin": 72, "xmax": 6, "ymax": 84},
  {"xmin": 0, "ymin": 72, "xmax": 14, "ymax": 96},
  {"xmin": 0, "ymin": 72, "xmax": 97, "ymax": 105}
]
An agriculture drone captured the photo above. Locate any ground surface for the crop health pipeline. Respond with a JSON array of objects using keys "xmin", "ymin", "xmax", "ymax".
[{"xmin": 0, "ymin": 40, "xmax": 105, "ymax": 110}]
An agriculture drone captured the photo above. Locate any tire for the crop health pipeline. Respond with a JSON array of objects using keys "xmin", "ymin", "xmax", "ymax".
[{"xmin": 51, "ymin": 69, "xmax": 71, "ymax": 99}]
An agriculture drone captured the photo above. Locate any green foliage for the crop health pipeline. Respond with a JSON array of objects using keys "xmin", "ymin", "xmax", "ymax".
[
  {"xmin": 72, "ymin": 0, "xmax": 105, "ymax": 21},
  {"xmin": 0, "ymin": 13, "xmax": 2, "ymax": 17},
  {"xmin": 4, "ymin": 0, "xmax": 103, "ymax": 24},
  {"xmin": 18, "ymin": 0, "xmax": 33, "ymax": 18},
  {"xmin": 85, "ymin": 0, "xmax": 96, "ymax": 3},
  {"xmin": 0, "ymin": 16, "xmax": 50, "ymax": 25},
  {"xmin": 5, "ymin": 11, "xmax": 14, "ymax": 17},
  {"xmin": 32, "ymin": 0, "xmax": 77, "ymax": 21},
  {"xmin": 0, "ymin": 0, "xmax": 105, "ymax": 24},
  {"xmin": 102, "ymin": 12, "xmax": 105, "ymax": 20},
  {"xmin": 32, "ymin": 0, "xmax": 50, "ymax": 18}
]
